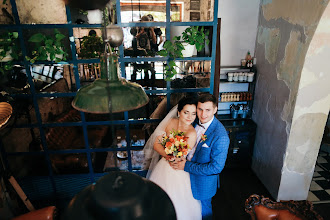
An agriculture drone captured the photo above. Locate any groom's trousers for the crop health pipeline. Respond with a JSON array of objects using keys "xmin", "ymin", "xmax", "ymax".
[{"xmin": 201, "ymin": 198, "xmax": 212, "ymax": 220}]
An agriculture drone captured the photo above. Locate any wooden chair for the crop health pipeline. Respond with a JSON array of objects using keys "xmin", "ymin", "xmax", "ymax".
[
  {"xmin": 245, "ymin": 194, "xmax": 323, "ymax": 220},
  {"xmin": 12, "ymin": 206, "xmax": 57, "ymax": 220}
]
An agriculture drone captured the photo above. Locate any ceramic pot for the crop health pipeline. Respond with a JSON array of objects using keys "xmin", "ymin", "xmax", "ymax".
[
  {"xmin": 87, "ymin": 9, "xmax": 103, "ymax": 24},
  {"xmin": 181, "ymin": 43, "xmax": 196, "ymax": 57}
]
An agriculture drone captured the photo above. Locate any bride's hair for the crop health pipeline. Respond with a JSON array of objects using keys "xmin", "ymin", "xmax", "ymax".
[{"xmin": 177, "ymin": 96, "xmax": 198, "ymax": 112}]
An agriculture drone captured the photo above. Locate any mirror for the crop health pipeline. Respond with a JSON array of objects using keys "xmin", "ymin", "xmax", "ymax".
[{"xmin": 123, "ymin": 26, "xmax": 166, "ymax": 57}]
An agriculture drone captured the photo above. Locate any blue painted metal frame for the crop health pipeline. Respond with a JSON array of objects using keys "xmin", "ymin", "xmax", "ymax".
[{"xmin": 0, "ymin": 0, "xmax": 219, "ymax": 208}]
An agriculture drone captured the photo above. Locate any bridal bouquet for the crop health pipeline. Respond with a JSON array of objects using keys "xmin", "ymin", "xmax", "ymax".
[{"xmin": 161, "ymin": 130, "xmax": 190, "ymax": 159}]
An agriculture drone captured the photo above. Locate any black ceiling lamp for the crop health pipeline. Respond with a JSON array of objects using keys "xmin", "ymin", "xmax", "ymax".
[{"xmin": 62, "ymin": 171, "xmax": 176, "ymax": 220}]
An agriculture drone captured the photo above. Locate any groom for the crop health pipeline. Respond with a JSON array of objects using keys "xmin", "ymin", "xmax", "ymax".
[{"xmin": 171, "ymin": 93, "xmax": 230, "ymax": 219}]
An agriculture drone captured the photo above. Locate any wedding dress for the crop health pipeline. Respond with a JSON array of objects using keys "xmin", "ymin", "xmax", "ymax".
[{"xmin": 143, "ymin": 105, "xmax": 202, "ymax": 220}]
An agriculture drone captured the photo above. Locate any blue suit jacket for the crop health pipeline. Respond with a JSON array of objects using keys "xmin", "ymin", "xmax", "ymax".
[{"xmin": 184, "ymin": 117, "xmax": 229, "ymax": 200}]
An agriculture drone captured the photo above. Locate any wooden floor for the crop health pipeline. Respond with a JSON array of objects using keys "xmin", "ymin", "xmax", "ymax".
[
  {"xmin": 212, "ymin": 167, "xmax": 330, "ymax": 220},
  {"xmin": 212, "ymin": 168, "xmax": 272, "ymax": 220}
]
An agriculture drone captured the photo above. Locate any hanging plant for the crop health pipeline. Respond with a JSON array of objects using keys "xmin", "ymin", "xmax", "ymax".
[
  {"xmin": 26, "ymin": 29, "xmax": 69, "ymax": 63},
  {"xmin": 0, "ymin": 31, "xmax": 21, "ymax": 75},
  {"xmin": 157, "ymin": 36, "xmax": 184, "ymax": 81}
]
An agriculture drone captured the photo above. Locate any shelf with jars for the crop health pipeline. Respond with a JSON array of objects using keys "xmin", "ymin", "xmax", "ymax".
[{"xmin": 218, "ymin": 65, "xmax": 257, "ymax": 120}]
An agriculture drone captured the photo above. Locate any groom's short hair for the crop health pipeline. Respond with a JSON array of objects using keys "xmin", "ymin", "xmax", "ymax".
[{"xmin": 198, "ymin": 93, "xmax": 217, "ymax": 107}]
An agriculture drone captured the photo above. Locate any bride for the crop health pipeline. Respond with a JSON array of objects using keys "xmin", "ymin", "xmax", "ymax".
[{"xmin": 143, "ymin": 96, "xmax": 202, "ymax": 220}]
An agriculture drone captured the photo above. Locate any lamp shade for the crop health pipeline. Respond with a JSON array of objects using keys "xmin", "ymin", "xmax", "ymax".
[
  {"xmin": 72, "ymin": 53, "xmax": 149, "ymax": 113},
  {"xmin": 62, "ymin": 171, "xmax": 176, "ymax": 220}
]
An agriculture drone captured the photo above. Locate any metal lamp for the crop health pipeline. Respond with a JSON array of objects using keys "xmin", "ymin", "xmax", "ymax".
[
  {"xmin": 72, "ymin": 31, "xmax": 149, "ymax": 113},
  {"xmin": 62, "ymin": 171, "xmax": 176, "ymax": 220}
]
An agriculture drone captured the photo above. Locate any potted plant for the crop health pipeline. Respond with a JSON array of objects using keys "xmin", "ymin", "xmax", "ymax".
[
  {"xmin": 78, "ymin": 34, "xmax": 103, "ymax": 59},
  {"xmin": 157, "ymin": 36, "xmax": 184, "ymax": 81},
  {"xmin": 26, "ymin": 29, "xmax": 69, "ymax": 63},
  {"xmin": 181, "ymin": 26, "xmax": 209, "ymax": 57},
  {"xmin": 0, "ymin": 31, "xmax": 21, "ymax": 85},
  {"xmin": 0, "ymin": 31, "xmax": 20, "ymax": 64}
]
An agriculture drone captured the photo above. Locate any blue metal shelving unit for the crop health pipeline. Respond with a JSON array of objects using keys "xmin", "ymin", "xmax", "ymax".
[{"xmin": 0, "ymin": 0, "xmax": 219, "ymax": 209}]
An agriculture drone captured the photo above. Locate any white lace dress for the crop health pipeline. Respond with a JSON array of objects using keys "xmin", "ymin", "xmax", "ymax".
[
  {"xmin": 143, "ymin": 105, "xmax": 202, "ymax": 220},
  {"xmin": 148, "ymin": 157, "xmax": 202, "ymax": 220}
]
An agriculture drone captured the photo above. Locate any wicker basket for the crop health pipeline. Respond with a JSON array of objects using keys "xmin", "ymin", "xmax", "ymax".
[{"xmin": 0, "ymin": 102, "xmax": 12, "ymax": 128}]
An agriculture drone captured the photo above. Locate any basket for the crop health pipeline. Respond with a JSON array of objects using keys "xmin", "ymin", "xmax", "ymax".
[{"xmin": 0, "ymin": 102, "xmax": 13, "ymax": 128}]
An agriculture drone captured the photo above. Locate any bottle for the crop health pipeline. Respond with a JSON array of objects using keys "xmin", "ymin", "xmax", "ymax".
[{"xmin": 245, "ymin": 51, "xmax": 252, "ymax": 61}]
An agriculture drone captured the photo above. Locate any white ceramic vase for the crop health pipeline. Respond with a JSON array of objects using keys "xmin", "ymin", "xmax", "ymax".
[{"xmin": 87, "ymin": 9, "xmax": 103, "ymax": 24}]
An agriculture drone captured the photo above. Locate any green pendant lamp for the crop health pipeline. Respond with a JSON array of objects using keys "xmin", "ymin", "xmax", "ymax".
[{"xmin": 72, "ymin": 41, "xmax": 149, "ymax": 113}]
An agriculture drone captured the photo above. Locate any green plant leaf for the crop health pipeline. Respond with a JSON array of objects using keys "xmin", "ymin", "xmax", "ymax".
[
  {"xmin": 54, "ymin": 29, "xmax": 60, "ymax": 35},
  {"xmin": 169, "ymin": 60, "xmax": 176, "ymax": 67},
  {"xmin": 55, "ymin": 33, "xmax": 66, "ymax": 41},
  {"xmin": 163, "ymin": 41, "xmax": 172, "ymax": 48},
  {"xmin": 45, "ymin": 39, "xmax": 54, "ymax": 46},
  {"xmin": 176, "ymin": 43, "xmax": 184, "ymax": 51},
  {"xmin": 29, "ymin": 33, "xmax": 45, "ymax": 43},
  {"xmin": 49, "ymin": 53, "xmax": 55, "ymax": 61},
  {"xmin": 12, "ymin": 32, "xmax": 18, "ymax": 38},
  {"xmin": 158, "ymin": 50, "xmax": 168, "ymax": 57}
]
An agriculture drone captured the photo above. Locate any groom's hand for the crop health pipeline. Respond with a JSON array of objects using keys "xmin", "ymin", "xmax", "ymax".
[{"xmin": 170, "ymin": 158, "xmax": 186, "ymax": 170}]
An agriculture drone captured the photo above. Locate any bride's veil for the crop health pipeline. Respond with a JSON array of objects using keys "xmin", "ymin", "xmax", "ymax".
[{"xmin": 143, "ymin": 104, "xmax": 178, "ymax": 178}]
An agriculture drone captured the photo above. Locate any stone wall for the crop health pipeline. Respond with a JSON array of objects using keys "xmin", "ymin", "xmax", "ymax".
[{"xmin": 252, "ymin": 0, "xmax": 330, "ymax": 200}]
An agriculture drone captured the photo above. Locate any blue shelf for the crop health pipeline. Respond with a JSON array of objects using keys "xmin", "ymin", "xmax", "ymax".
[{"xmin": 0, "ymin": 0, "xmax": 219, "ymax": 207}]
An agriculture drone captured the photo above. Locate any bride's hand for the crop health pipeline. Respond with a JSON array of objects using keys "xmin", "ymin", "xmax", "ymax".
[
  {"xmin": 170, "ymin": 158, "xmax": 186, "ymax": 170},
  {"xmin": 164, "ymin": 155, "xmax": 174, "ymax": 161}
]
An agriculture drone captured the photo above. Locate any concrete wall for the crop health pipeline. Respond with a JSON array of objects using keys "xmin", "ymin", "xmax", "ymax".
[
  {"xmin": 278, "ymin": 3, "xmax": 330, "ymax": 201},
  {"xmin": 252, "ymin": 0, "xmax": 329, "ymax": 200},
  {"xmin": 15, "ymin": 0, "xmax": 67, "ymax": 24},
  {"xmin": 218, "ymin": 0, "xmax": 260, "ymax": 66}
]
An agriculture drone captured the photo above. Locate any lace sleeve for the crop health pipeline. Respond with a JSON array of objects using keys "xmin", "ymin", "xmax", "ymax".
[{"xmin": 143, "ymin": 105, "xmax": 178, "ymax": 178}]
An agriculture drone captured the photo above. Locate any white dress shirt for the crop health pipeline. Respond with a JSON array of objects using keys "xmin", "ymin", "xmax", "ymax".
[{"xmin": 187, "ymin": 116, "xmax": 214, "ymax": 161}]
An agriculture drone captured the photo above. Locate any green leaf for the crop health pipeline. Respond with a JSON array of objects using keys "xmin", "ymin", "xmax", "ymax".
[
  {"xmin": 55, "ymin": 33, "xmax": 66, "ymax": 41},
  {"xmin": 29, "ymin": 33, "xmax": 45, "ymax": 43},
  {"xmin": 176, "ymin": 43, "xmax": 184, "ymax": 51},
  {"xmin": 12, "ymin": 32, "xmax": 18, "ymax": 38},
  {"xmin": 158, "ymin": 50, "xmax": 168, "ymax": 57},
  {"xmin": 54, "ymin": 29, "xmax": 60, "ymax": 35},
  {"xmin": 172, "ymin": 68, "xmax": 177, "ymax": 75},
  {"xmin": 169, "ymin": 60, "xmax": 176, "ymax": 67},
  {"xmin": 163, "ymin": 41, "xmax": 172, "ymax": 48},
  {"xmin": 45, "ymin": 39, "xmax": 54, "ymax": 46},
  {"xmin": 49, "ymin": 53, "xmax": 55, "ymax": 61}
]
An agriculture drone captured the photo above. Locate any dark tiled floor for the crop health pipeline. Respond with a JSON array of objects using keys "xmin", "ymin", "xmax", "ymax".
[{"xmin": 215, "ymin": 167, "xmax": 330, "ymax": 220}]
